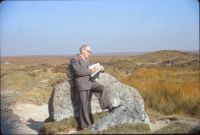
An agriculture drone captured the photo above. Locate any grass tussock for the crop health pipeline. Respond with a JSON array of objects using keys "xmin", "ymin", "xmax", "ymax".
[
  {"xmin": 40, "ymin": 111, "xmax": 108, "ymax": 134},
  {"xmin": 121, "ymin": 67, "xmax": 200, "ymax": 117},
  {"xmin": 153, "ymin": 122, "xmax": 192, "ymax": 134},
  {"xmin": 39, "ymin": 116, "xmax": 78, "ymax": 135}
]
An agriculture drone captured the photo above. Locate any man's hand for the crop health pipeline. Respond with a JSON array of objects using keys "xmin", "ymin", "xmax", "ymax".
[
  {"xmin": 89, "ymin": 67, "xmax": 96, "ymax": 73},
  {"xmin": 100, "ymin": 65, "xmax": 105, "ymax": 72},
  {"xmin": 89, "ymin": 63, "xmax": 105, "ymax": 73}
]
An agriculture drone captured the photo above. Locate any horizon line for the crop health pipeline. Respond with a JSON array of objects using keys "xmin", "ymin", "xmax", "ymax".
[{"xmin": 1, "ymin": 49, "xmax": 199, "ymax": 57}]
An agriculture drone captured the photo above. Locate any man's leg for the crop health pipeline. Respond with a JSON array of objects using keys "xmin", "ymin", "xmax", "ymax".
[
  {"xmin": 78, "ymin": 90, "xmax": 91, "ymax": 129},
  {"xmin": 91, "ymin": 85, "xmax": 113, "ymax": 110}
]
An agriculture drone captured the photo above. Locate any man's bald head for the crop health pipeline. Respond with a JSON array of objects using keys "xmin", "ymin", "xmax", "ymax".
[
  {"xmin": 79, "ymin": 45, "xmax": 92, "ymax": 53},
  {"xmin": 79, "ymin": 45, "xmax": 92, "ymax": 59}
]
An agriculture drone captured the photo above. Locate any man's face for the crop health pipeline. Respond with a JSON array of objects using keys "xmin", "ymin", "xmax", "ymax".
[{"xmin": 83, "ymin": 47, "xmax": 92, "ymax": 59}]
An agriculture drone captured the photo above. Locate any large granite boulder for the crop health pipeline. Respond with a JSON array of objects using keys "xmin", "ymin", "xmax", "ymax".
[{"xmin": 48, "ymin": 73, "xmax": 150, "ymax": 131}]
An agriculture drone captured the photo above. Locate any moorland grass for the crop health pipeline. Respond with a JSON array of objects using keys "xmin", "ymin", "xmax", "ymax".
[{"xmin": 121, "ymin": 67, "xmax": 200, "ymax": 118}]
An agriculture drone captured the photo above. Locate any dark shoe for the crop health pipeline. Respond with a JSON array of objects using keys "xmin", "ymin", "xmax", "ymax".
[
  {"xmin": 78, "ymin": 127, "xmax": 88, "ymax": 131},
  {"xmin": 109, "ymin": 105, "xmax": 122, "ymax": 113}
]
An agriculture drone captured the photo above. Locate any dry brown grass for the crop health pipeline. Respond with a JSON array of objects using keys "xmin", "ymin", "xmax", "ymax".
[{"xmin": 121, "ymin": 67, "xmax": 200, "ymax": 117}]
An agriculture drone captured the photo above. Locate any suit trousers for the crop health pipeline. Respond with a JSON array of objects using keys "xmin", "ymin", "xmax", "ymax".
[{"xmin": 77, "ymin": 85, "xmax": 112, "ymax": 129}]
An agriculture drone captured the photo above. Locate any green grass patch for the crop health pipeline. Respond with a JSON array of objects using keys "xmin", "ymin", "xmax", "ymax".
[
  {"xmin": 98, "ymin": 123, "xmax": 150, "ymax": 134},
  {"xmin": 39, "ymin": 111, "xmax": 108, "ymax": 134},
  {"xmin": 153, "ymin": 122, "xmax": 192, "ymax": 134},
  {"xmin": 39, "ymin": 116, "xmax": 77, "ymax": 135}
]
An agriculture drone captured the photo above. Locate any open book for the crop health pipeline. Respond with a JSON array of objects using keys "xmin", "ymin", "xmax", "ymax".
[{"xmin": 89, "ymin": 63, "xmax": 103, "ymax": 79}]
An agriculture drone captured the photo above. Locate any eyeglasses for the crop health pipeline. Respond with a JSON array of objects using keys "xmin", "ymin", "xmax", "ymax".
[{"xmin": 85, "ymin": 49, "xmax": 92, "ymax": 53}]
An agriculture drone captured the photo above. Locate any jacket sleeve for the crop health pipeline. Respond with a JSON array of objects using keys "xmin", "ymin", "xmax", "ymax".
[{"xmin": 70, "ymin": 58, "xmax": 93, "ymax": 77}]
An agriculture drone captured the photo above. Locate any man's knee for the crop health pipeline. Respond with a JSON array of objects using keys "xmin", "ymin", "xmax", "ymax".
[{"xmin": 94, "ymin": 85, "xmax": 106, "ymax": 92}]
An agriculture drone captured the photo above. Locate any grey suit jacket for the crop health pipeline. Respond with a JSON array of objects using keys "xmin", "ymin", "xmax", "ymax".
[{"xmin": 70, "ymin": 54, "xmax": 101, "ymax": 91}]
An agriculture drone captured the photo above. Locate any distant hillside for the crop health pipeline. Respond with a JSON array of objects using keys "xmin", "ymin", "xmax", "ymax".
[
  {"xmin": 90, "ymin": 50, "xmax": 199, "ymax": 78},
  {"xmin": 128, "ymin": 50, "xmax": 198, "ymax": 68},
  {"xmin": 91, "ymin": 50, "xmax": 199, "ymax": 56},
  {"xmin": 136, "ymin": 50, "xmax": 199, "ymax": 63}
]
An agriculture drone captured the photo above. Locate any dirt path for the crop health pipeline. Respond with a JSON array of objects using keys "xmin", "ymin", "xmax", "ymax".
[
  {"xmin": 1, "ymin": 89, "xmax": 48, "ymax": 134},
  {"xmin": 11, "ymin": 103, "xmax": 48, "ymax": 132}
]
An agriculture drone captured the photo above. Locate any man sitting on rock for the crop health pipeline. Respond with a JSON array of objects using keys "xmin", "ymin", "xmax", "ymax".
[{"xmin": 68, "ymin": 45, "xmax": 120, "ymax": 130}]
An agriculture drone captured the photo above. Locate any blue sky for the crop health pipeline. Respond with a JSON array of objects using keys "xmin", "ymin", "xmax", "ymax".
[{"xmin": 0, "ymin": 0, "xmax": 199, "ymax": 56}]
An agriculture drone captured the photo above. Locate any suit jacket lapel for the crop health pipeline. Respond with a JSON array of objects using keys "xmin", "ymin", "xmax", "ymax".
[{"xmin": 78, "ymin": 55, "xmax": 90, "ymax": 68}]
